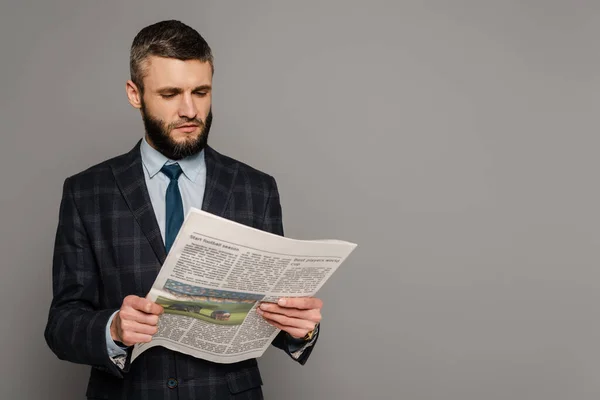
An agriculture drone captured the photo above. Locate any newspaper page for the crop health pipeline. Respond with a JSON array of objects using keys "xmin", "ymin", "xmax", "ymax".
[{"xmin": 131, "ymin": 207, "xmax": 357, "ymax": 364}]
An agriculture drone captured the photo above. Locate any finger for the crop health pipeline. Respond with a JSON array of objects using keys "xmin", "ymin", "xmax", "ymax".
[
  {"xmin": 262, "ymin": 319, "xmax": 311, "ymax": 340},
  {"xmin": 277, "ymin": 297, "xmax": 323, "ymax": 310},
  {"xmin": 126, "ymin": 296, "xmax": 164, "ymax": 315},
  {"xmin": 119, "ymin": 308, "xmax": 161, "ymax": 325},
  {"xmin": 120, "ymin": 319, "xmax": 160, "ymax": 336},
  {"xmin": 119, "ymin": 331, "xmax": 154, "ymax": 347},
  {"xmin": 257, "ymin": 308, "xmax": 316, "ymax": 331},
  {"xmin": 258, "ymin": 304, "xmax": 321, "ymax": 322}
]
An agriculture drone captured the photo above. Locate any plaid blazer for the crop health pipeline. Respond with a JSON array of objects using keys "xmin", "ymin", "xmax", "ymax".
[{"xmin": 44, "ymin": 141, "xmax": 316, "ymax": 400}]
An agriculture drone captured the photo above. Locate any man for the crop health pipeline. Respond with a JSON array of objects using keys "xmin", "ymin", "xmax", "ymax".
[{"xmin": 44, "ymin": 20, "xmax": 322, "ymax": 400}]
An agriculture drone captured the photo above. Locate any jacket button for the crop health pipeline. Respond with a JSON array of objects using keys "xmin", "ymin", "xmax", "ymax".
[{"xmin": 167, "ymin": 378, "xmax": 178, "ymax": 389}]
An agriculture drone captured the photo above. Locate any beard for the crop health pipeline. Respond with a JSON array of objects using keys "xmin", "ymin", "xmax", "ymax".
[{"xmin": 141, "ymin": 101, "xmax": 212, "ymax": 160}]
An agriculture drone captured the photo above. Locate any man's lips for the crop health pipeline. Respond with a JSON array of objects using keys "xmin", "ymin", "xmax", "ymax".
[{"xmin": 175, "ymin": 125, "xmax": 199, "ymax": 133}]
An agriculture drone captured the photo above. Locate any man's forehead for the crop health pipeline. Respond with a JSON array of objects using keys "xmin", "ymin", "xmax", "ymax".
[{"xmin": 142, "ymin": 56, "xmax": 212, "ymax": 88}]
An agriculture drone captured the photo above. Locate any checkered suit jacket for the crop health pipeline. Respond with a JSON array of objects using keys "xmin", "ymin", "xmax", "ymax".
[{"xmin": 44, "ymin": 141, "xmax": 316, "ymax": 399}]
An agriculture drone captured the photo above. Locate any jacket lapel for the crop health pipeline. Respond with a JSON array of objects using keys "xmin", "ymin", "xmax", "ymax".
[
  {"xmin": 110, "ymin": 140, "xmax": 167, "ymax": 265},
  {"xmin": 202, "ymin": 146, "xmax": 238, "ymax": 217},
  {"xmin": 108, "ymin": 142, "xmax": 237, "ymax": 266}
]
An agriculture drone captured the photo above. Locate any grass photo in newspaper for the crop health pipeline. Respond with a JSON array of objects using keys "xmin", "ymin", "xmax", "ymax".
[{"xmin": 156, "ymin": 279, "xmax": 264, "ymax": 326}]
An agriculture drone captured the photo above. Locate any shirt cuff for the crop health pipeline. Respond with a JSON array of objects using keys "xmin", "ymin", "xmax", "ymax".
[
  {"xmin": 286, "ymin": 324, "xmax": 319, "ymax": 360},
  {"xmin": 106, "ymin": 310, "xmax": 128, "ymax": 358}
]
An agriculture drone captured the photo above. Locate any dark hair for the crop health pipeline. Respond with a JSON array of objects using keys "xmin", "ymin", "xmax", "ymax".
[{"xmin": 130, "ymin": 20, "xmax": 214, "ymax": 93}]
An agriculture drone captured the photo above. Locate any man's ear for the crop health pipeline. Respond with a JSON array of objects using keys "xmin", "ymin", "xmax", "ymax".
[{"xmin": 126, "ymin": 80, "xmax": 142, "ymax": 109}]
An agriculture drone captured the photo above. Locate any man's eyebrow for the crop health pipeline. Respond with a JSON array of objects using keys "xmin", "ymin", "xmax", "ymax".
[
  {"xmin": 156, "ymin": 87, "xmax": 183, "ymax": 94},
  {"xmin": 192, "ymin": 85, "xmax": 212, "ymax": 92}
]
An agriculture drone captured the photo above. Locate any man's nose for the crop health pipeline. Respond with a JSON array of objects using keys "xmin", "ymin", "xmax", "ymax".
[{"xmin": 178, "ymin": 93, "xmax": 198, "ymax": 119}]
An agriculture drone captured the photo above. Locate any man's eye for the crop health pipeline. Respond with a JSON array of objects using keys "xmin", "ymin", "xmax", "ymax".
[
  {"xmin": 194, "ymin": 92, "xmax": 207, "ymax": 97},
  {"xmin": 161, "ymin": 94, "xmax": 176, "ymax": 99}
]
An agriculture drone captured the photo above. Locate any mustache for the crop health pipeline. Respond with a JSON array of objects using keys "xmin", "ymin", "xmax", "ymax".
[{"xmin": 167, "ymin": 118, "xmax": 205, "ymax": 130}]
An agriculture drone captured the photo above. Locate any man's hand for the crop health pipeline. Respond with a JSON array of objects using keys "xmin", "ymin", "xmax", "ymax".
[
  {"xmin": 257, "ymin": 297, "xmax": 322, "ymax": 339},
  {"xmin": 110, "ymin": 295, "xmax": 164, "ymax": 347}
]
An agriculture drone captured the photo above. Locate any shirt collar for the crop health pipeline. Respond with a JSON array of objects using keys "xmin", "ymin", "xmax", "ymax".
[{"xmin": 140, "ymin": 136, "xmax": 205, "ymax": 183}]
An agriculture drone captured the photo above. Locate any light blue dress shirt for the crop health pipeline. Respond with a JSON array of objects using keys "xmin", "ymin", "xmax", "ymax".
[{"xmin": 106, "ymin": 137, "xmax": 206, "ymax": 357}]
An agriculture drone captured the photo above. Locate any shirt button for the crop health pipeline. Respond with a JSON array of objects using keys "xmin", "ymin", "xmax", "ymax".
[{"xmin": 167, "ymin": 378, "xmax": 178, "ymax": 389}]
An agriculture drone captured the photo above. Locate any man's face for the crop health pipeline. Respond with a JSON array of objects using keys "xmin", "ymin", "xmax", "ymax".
[{"xmin": 127, "ymin": 56, "xmax": 213, "ymax": 160}]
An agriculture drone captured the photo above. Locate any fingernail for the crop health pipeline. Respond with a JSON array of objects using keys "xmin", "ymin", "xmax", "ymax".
[{"xmin": 278, "ymin": 299, "xmax": 286, "ymax": 306}]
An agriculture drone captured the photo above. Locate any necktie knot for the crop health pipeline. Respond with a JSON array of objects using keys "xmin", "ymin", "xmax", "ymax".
[{"xmin": 161, "ymin": 163, "xmax": 183, "ymax": 181}]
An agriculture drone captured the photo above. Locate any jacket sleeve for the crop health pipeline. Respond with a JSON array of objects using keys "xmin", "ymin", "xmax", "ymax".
[
  {"xmin": 262, "ymin": 175, "xmax": 319, "ymax": 365},
  {"xmin": 44, "ymin": 177, "xmax": 126, "ymax": 378}
]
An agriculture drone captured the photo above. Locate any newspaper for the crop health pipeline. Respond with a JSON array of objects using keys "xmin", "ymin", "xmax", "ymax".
[{"xmin": 131, "ymin": 207, "xmax": 357, "ymax": 364}]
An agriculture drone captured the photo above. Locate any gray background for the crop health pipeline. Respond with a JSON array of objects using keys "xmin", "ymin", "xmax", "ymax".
[{"xmin": 1, "ymin": 1, "xmax": 600, "ymax": 399}]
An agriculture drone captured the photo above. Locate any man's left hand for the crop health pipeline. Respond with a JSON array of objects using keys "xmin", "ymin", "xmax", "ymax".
[{"xmin": 257, "ymin": 297, "xmax": 322, "ymax": 339}]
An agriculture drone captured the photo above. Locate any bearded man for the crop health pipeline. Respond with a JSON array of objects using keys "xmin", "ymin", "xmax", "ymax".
[{"xmin": 44, "ymin": 20, "xmax": 323, "ymax": 400}]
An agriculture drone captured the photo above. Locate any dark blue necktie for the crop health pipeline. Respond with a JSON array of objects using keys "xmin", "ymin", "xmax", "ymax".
[{"xmin": 161, "ymin": 163, "xmax": 184, "ymax": 254}]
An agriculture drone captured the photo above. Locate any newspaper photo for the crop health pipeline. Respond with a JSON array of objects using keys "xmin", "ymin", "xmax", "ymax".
[{"xmin": 131, "ymin": 207, "xmax": 357, "ymax": 364}]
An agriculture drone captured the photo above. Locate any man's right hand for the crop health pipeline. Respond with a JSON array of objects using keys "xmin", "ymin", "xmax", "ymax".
[{"xmin": 110, "ymin": 295, "xmax": 164, "ymax": 347}]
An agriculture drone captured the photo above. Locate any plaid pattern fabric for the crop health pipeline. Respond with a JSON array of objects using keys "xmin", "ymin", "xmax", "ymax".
[{"xmin": 44, "ymin": 140, "xmax": 316, "ymax": 400}]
